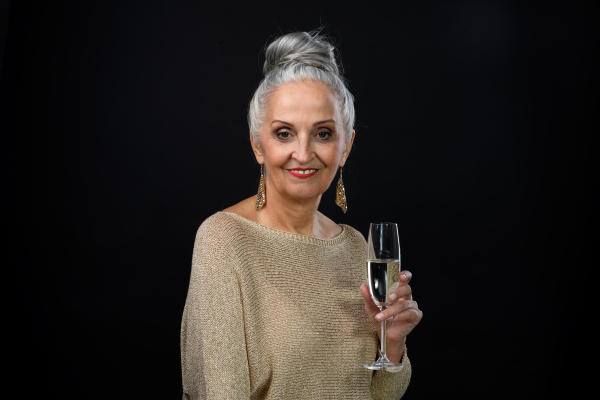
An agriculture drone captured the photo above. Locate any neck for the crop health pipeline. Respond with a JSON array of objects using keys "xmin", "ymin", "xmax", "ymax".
[{"xmin": 256, "ymin": 189, "xmax": 323, "ymax": 238}]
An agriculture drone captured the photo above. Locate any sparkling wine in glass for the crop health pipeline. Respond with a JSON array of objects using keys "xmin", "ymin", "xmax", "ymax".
[{"xmin": 364, "ymin": 222, "xmax": 403, "ymax": 371}]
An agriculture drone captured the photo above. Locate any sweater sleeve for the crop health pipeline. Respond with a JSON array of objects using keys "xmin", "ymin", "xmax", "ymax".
[
  {"xmin": 370, "ymin": 349, "xmax": 412, "ymax": 400},
  {"xmin": 181, "ymin": 218, "xmax": 251, "ymax": 400}
]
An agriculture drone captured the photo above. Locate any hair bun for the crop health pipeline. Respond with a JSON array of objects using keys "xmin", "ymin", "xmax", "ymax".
[
  {"xmin": 249, "ymin": 30, "xmax": 354, "ymax": 141},
  {"xmin": 263, "ymin": 31, "xmax": 339, "ymax": 76}
]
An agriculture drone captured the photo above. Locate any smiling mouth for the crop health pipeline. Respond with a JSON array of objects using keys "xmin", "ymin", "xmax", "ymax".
[{"xmin": 287, "ymin": 168, "xmax": 319, "ymax": 178}]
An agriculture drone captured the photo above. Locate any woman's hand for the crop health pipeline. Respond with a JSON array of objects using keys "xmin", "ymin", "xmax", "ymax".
[{"xmin": 360, "ymin": 270, "xmax": 423, "ymax": 362}]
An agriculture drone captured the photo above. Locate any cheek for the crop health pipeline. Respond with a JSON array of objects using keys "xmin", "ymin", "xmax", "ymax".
[
  {"xmin": 324, "ymin": 144, "xmax": 345, "ymax": 166},
  {"xmin": 262, "ymin": 144, "xmax": 290, "ymax": 170},
  {"xmin": 319, "ymin": 147, "xmax": 344, "ymax": 184}
]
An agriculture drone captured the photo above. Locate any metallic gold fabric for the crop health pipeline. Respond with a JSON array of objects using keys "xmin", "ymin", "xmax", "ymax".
[{"xmin": 181, "ymin": 212, "xmax": 411, "ymax": 399}]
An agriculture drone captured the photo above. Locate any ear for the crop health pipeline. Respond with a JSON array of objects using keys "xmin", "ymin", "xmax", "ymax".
[
  {"xmin": 339, "ymin": 130, "xmax": 355, "ymax": 167},
  {"xmin": 250, "ymin": 132, "xmax": 265, "ymax": 164}
]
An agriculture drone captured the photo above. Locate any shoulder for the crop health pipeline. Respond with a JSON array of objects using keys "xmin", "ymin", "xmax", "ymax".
[
  {"xmin": 189, "ymin": 214, "xmax": 245, "ymax": 284},
  {"xmin": 340, "ymin": 224, "xmax": 366, "ymax": 242},
  {"xmin": 339, "ymin": 224, "xmax": 367, "ymax": 252},
  {"xmin": 197, "ymin": 211, "xmax": 232, "ymax": 235},
  {"xmin": 222, "ymin": 196, "xmax": 258, "ymax": 222},
  {"xmin": 191, "ymin": 212, "xmax": 252, "ymax": 272},
  {"xmin": 195, "ymin": 212, "xmax": 248, "ymax": 249}
]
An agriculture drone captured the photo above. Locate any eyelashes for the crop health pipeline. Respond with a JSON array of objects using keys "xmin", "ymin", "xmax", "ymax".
[
  {"xmin": 276, "ymin": 130, "xmax": 291, "ymax": 139},
  {"xmin": 275, "ymin": 129, "xmax": 334, "ymax": 140},
  {"xmin": 316, "ymin": 131, "xmax": 332, "ymax": 139}
]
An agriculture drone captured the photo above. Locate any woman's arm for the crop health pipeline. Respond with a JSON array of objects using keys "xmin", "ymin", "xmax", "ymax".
[
  {"xmin": 181, "ymin": 222, "xmax": 250, "ymax": 399},
  {"xmin": 362, "ymin": 271, "xmax": 422, "ymax": 399},
  {"xmin": 370, "ymin": 350, "xmax": 412, "ymax": 400}
]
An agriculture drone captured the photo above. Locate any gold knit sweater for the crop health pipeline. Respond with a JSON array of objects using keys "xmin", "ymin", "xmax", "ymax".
[{"xmin": 181, "ymin": 212, "xmax": 411, "ymax": 399}]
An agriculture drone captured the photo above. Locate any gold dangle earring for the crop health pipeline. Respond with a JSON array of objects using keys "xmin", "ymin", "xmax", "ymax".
[
  {"xmin": 255, "ymin": 164, "xmax": 266, "ymax": 210},
  {"xmin": 335, "ymin": 167, "xmax": 347, "ymax": 213}
]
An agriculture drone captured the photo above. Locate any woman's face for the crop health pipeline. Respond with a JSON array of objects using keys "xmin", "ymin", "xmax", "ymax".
[{"xmin": 251, "ymin": 80, "xmax": 354, "ymax": 204}]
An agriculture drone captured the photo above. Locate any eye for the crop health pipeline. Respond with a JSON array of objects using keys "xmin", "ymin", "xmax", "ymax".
[
  {"xmin": 276, "ymin": 130, "xmax": 291, "ymax": 139},
  {"xmin": 316, "ymin": 130, "xmax": 332, "ymax": 139}
]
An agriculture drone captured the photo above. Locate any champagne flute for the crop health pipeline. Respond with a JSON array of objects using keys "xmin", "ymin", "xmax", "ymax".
[{"xmin": 364, "ymin": 222, "xmax": 403, "ymax": 371}]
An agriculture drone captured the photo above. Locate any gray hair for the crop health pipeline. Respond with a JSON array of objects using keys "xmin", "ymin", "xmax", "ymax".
[{"xmin": 248, "ymin": 31, "xmax": 355, "ymax": 143}]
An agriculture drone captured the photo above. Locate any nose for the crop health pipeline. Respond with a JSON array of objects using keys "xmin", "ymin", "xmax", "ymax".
[{"xmin": 292, "ymin": 135, "xmax": 314, "ymax": 164}]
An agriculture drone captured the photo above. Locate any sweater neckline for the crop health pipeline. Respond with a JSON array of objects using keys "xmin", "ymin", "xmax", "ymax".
[{"xmin": 218, "ymin": 211, "xmax": 351, "ymax": 246}]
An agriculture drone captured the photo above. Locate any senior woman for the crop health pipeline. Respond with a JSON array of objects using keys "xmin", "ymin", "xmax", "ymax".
[{"xmin": 181, "ymin": 31, "xmax": 422, "ymax": 399}]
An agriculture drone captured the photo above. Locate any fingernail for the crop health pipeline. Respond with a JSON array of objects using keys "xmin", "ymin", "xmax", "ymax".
[
  {"xmin": 389, "ymin": 293, "xmax": 397, "ymax": 301},
  {"xmin": 387, "ymin": 316, "xmax": 394, "ymax": 320},
  {"xmin": 376, "ymin": 312, "xmax": 384, "ymax": 320},
  {"xmin": 402, "ymin": 273, "xmax": 407, "ymax": 281}
]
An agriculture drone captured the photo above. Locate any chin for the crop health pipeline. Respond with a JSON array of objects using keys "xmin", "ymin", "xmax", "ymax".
[{"xmin": 285, "ymin": 188, "xmax": 323, "ymax": 201}]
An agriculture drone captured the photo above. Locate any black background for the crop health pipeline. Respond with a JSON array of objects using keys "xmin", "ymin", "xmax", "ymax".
[{"xmin": 3, "ymin": 1, "xmax": 596, "ymax": 399}]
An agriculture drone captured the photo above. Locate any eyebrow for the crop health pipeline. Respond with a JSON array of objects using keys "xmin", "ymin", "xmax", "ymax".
[{"xmin": 270, "ymin": 119, "xmax": 336, "ymax": 127}]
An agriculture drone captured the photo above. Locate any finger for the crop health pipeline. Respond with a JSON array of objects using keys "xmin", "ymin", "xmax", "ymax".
[
  {"xmin": 387, "ymin": 271, "xmax": 413, "ymax": 302},
  {"xmin": 375, "ymin": 300, "xmax": 417, "ymax": 320},
  {"xmin": 360, "ymin": 284, "xmax": 380, "ymax": 318},
  {"xmin": 388, "ymin": 284, "xmax": 412, "ymax": 302},
  {"xmin": 375, "ymin": 300, "xmax": 419, "ymax": 321},
  {"xmin": 400, "ymin": 270, "xmax": 412, "ymax": 283},
  {"xmin": 386, "ymin": 307, "xmax": 423, "ymax": 323}
]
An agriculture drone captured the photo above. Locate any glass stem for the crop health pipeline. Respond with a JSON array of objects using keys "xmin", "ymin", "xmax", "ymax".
[{"xmin": 380, "ymin": 306, "xmax": 388, "ymax": 361}]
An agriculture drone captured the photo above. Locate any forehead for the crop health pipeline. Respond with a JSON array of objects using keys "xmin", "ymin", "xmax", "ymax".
[{"xmin": 265, "ymin": 80, "xmax": 339, "ymax": 122}]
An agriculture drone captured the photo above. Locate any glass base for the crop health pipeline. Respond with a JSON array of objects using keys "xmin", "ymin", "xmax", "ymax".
[{"xmin": 364, "ymin": 360, "xmax": 404, "ymax": 371}]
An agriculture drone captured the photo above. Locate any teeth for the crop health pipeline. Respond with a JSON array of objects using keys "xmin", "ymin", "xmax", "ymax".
[{"xmin": 292, "ymin": 169, "xmax": 317, "ymax": 174}]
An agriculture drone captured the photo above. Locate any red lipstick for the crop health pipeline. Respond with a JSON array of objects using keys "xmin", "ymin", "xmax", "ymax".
[{"xmin": 287, "ymin": 168, "xmax": 319, "ymax": 178}]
